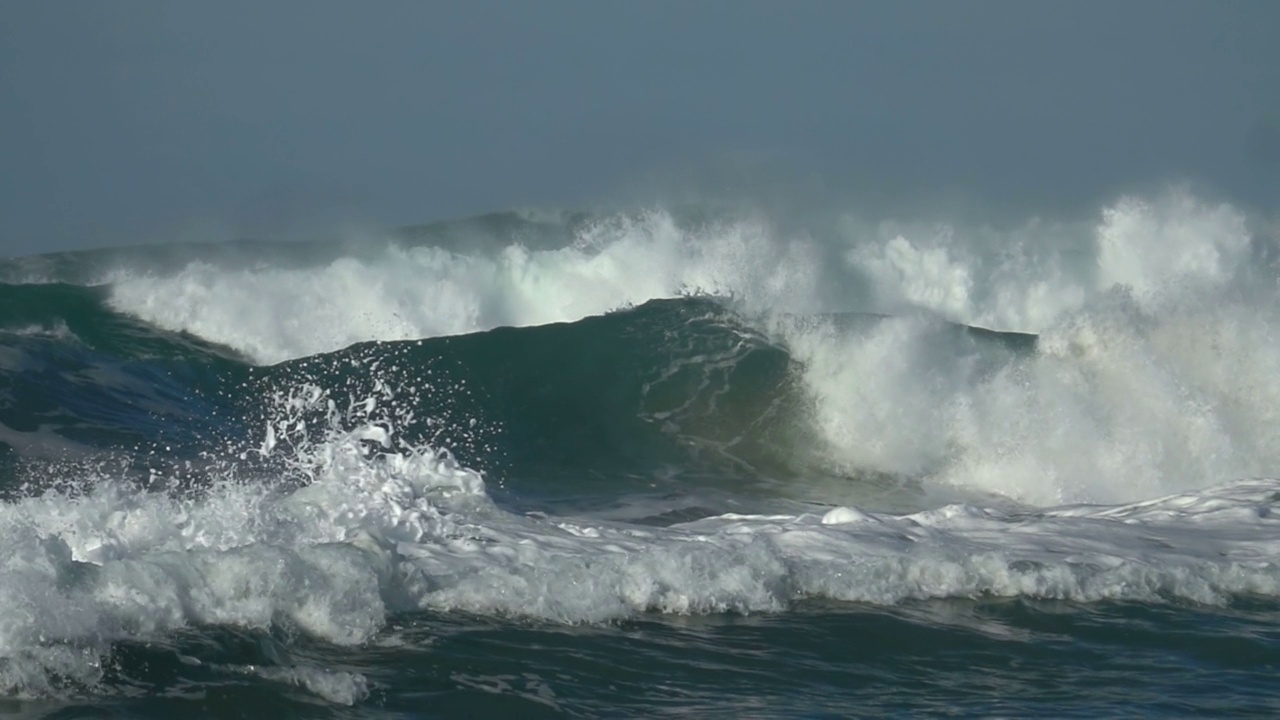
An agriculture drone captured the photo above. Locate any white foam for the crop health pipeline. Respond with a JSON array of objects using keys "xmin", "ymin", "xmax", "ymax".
[
  {"xmin": 8, "ymin": 188, "xmax": 1280, "ymax": 698},
  {"xmin": 99, "ymin": 188, "xmax": 1280, "ymax": 504},
  {"xmin": 779, "ymin": 190, "xmax": 1280, "ymax": 505},
  {"xmin": 248, "ymin": 666, "xmax": 370, "ymax": 705},
  {"xmin": 1, "ymin": 400, "xmax": 1277, "ymax": 697},
  {"xmin": 0, "ymin": 321, "xmax": 77, "ymax": 341},
  {"xmin": 839, "ymin": 189, "xmax": 1256, "ymax": 331},
  {"xmin": 76, "ymin": 189, "xmax": 1268, "ymax": 367},
  {"xmin": 107, "ymin": 212, "xmax": 829, "ymax": 364}
]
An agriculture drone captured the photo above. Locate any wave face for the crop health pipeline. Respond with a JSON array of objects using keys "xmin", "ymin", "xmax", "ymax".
[
  {"xmin": 10, "ymin": 191, "xmax": 1275, "ymax": 505},
  {"xmin": 2, "ymin": 192, "xmax": 1279, "ymax": 711}
]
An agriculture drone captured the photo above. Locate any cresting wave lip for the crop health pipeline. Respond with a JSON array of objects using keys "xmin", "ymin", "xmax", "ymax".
[
  {"xmin": 0, "ymin": 286, "xmax": 1033, "ymax": 512},
  {"xmin": 31, "ymin": 190, "xmax": 1245, "ymax": 366},
  {"xmin": 5, "ymin": 188, "xmax": 1280, "ymax": 509}
]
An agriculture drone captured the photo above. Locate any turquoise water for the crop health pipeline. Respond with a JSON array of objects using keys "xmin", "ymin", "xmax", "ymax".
[{"xmin": 2, "ymin": 203, "xmax": 1279, "ymax": 717}]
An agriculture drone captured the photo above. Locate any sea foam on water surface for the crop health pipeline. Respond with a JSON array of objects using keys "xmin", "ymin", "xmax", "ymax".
[
  {"xmin": 4, "ymin": 189, "xmax": 1279, "ymax": 697},
  {"xmin": 2, "ymin": 388, "xmax": 1279, "ymax": 696}
]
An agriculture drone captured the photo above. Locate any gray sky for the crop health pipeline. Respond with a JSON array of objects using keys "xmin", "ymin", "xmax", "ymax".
[{"xmin": 2, "ymin": 0, "xmax": 1278, "ymax": 256}]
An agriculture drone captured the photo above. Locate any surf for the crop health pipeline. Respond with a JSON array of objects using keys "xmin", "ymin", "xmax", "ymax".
[{"xmin": 3, "ymin": 187, "xmax": 1280, "ymax": 702}]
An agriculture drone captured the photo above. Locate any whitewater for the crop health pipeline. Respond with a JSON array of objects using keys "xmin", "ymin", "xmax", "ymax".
[
  {"xmin": 101, "ymin": 189, "xmax": 1280, "ymax": 504},
  {"xmin": 1, "ymin": 188, "xmax": 1278, "ymax": 716}
]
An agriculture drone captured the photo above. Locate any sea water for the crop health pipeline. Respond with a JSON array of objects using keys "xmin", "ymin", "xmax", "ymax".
[{"xmin": 0, "ymin": 191, "xmax": 1277, "ymax": 717}]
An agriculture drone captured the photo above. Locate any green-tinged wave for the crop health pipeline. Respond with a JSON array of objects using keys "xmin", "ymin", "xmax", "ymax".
[
  {"xmin": 247, "ymin": 297, "xmax": 802, "ymax": 507},
  {"xmin": 1, "ymin": 278, "xmax": 1037, "ymax": 509},
  {"xmin": 0, "ymin": 282, "xmax": 246, "ymax": 361}
]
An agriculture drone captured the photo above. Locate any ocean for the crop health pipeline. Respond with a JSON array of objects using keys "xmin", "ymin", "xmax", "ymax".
[{"xmin": 1, "ymin": 194, "xmax": 1278, "ymax": 717}]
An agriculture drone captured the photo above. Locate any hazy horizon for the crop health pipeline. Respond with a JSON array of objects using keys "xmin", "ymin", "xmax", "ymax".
[{"xmin": 3, "ymin": 0, "xmax": 1278, "ymax": 257}]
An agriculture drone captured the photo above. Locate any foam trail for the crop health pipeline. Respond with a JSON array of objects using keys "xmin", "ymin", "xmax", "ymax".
[
  {"xmin": 2, "ymin": 421, "xmax": 1277, "ymax": 695},
  {"xmin": 246, "ymin": 666, "xmax": 370, "ymax": 705},
  {"xmin": 3, "ymin": 374, "xmax": 1280, "ymax": 690}
]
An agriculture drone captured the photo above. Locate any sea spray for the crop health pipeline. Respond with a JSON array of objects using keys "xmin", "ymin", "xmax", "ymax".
[{"xmin": 1, "ymin": 190, "xmax": 1279, "ymax": 711}]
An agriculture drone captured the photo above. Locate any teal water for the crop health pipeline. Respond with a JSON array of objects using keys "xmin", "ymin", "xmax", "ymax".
[
  {"xmin": 2, "ymin": 206, "xmax": 1279, "ymax": 717},
  {"xmin": 16, "ymin": 601, "xmax": 1280, "ymax": 718}
]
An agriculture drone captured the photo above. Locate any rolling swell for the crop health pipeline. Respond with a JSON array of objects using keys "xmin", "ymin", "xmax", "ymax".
[
  {"xmin": 2, "ymin": 283, "xmax": 800, "ymax": 501},
  {"xmin": 0, "ymin": 282, "xmax": 245, "ymax": 361},
  {"xmin": 0, "ymin": 283, "xmax": 246, "ymax": 487},
  {"xmin": 0, "ymin": 211, "xmax": 590, "ymax": 287},
  {"xmin": 1, "ymin": 280, "xmax": 1034, "ymax": 511},
  {"xmin": 249, "ymin": 297, "xmax": 801, "ymax": 510},
  {"xmin": 5, "ymin": 192, "xmax": 1270, "ymax": 510}
]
